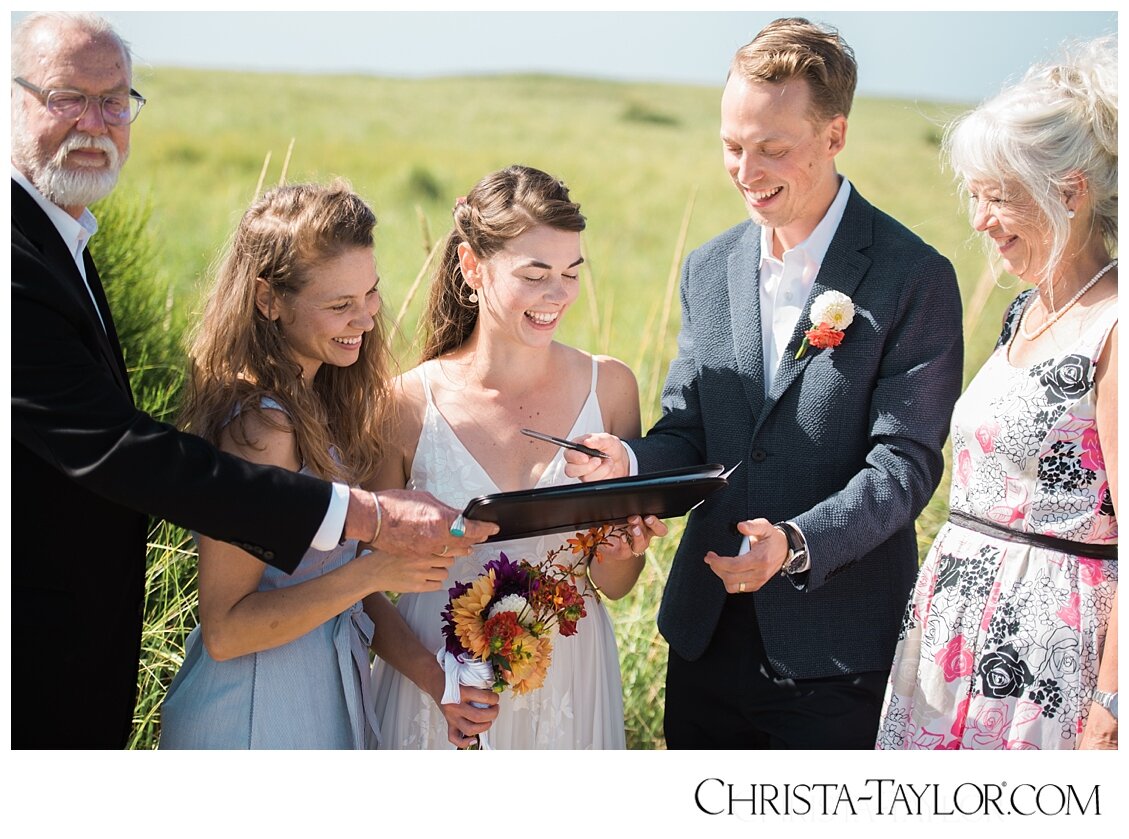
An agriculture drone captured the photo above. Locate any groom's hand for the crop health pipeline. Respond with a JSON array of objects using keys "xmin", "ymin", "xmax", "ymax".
[
  {"xmin": 704, "ymin": 519, "xmax": 788, "ymax": 594},
  {"xmin": 562, "ymin": 432, "xmax": 630, "ymax": 481}
]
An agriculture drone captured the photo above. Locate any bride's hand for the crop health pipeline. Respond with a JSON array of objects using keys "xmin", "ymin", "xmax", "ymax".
[
  {"xmin": 589, "ymin": 515, "xmax": 667, "ymax": 600},
  {"xmin": 602, "ymin": 515, "xmax": 667, "ymax": 561},
  {"xmin": 442, "ymin": 686, "xmax": 499, "ymax": 748}
]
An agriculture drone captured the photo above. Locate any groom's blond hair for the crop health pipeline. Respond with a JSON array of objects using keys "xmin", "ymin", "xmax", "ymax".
[{"xmin": 730, "ymin": 17, "xmax": 857, "ymax": 123}]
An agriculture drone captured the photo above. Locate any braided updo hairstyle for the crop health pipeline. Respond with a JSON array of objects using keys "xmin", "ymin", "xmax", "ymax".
[{"xmin": 420, "ymin": 165, "xmax": 586, "ymax": 361}]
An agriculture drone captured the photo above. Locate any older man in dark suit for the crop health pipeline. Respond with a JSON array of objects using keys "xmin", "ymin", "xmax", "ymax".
[
  {"xmin": 10, "ymin": 11, "xmax": 496, "ymax": 749},
  {"xmin": 567, "ymin": 18, "xmax": 963, "ymax": 748}
]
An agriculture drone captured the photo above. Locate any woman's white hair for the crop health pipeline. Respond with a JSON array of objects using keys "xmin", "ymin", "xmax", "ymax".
[{"xmin": 944, "ymin": 35, "xmax": 1117, "ymax": 282}]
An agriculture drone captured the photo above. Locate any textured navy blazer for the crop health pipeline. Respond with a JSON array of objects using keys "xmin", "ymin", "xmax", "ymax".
[{"xmin": 633, "ymin": 186, "xmax": 964, "ymax": 679}]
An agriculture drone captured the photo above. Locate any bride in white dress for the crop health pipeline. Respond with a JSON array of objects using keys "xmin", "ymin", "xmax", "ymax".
[{"xmin": 369, "ymin": 165, "xmax": 665, "ymax": 749}]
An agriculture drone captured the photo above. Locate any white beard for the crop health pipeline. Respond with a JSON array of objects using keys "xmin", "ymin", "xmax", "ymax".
[{"xmin": 12, "ymin": 113, "xmax": 127, "ymax": 209}]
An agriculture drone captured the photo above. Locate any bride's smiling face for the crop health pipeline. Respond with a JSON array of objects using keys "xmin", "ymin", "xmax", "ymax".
[{"xmin": 462, "ymin": 225, "xmax": 583, "ymax": 346}]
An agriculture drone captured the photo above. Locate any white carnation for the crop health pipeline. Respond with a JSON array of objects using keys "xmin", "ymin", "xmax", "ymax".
[
  {"xmin": 809, "ymin": 290, "xmax": 855, "ymax": 330},
  {"xmin": 488, "ymin": 594, "xmax": 531, "ymax": 624}
]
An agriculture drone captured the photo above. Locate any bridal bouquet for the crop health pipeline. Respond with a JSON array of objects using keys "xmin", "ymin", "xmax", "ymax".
[{"xmin": 437, "ymin": 525, "xmax": 621, "ymax": 747}]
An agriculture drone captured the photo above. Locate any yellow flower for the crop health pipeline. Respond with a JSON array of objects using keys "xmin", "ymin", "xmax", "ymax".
[
  {"xmin": 505, "ymin": 633, "xmax": 554, "ymax": 695},
  {"xmin": 452, "ymin": 573, "xmax": 496, "ymax": 659}
]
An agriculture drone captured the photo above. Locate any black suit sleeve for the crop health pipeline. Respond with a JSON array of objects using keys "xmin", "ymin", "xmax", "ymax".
[{"xmin": 10, "ymin": 230, "xmax": 330, "ymax": 574}]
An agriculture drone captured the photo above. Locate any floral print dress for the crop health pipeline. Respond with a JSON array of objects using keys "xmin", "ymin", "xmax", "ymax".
[{"xmin": 876, "ymin": 291, "xmax": 1117, "ymax": 750}]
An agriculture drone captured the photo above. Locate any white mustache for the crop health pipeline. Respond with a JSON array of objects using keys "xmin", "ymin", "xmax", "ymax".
[{"xmin": 53, "ymin": 132, "xmax": 120, "ymax": 168}]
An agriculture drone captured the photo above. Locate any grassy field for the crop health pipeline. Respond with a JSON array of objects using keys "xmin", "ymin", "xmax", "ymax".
[{"xmin": 110, "ymin": 67, "xmax": 1019, "ymax": 749}]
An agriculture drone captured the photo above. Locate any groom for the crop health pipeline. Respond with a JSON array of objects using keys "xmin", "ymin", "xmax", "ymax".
[{"xmin": 566, "ymin": 18, "xmax": 963, "ymax": 748}]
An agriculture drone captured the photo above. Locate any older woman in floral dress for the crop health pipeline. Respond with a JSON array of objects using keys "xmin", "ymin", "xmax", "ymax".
[{"xmin": 877, "ymin": 36, "xmax": 1117, "ymax": 750}]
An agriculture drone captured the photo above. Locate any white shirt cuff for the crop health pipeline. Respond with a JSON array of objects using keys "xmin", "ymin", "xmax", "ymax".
[
  {"xmin": 622, "ymin": 442, "xmax": 640, "ymax": 477},
  {"xmin": 311, "ymin": 482, "xmax": 351, "ymax": 551}
]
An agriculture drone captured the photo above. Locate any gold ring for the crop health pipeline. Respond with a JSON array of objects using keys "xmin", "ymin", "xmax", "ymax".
[
  {"xmin": 432, "ymin": 545, "xmax": 449, "ymax": 558},
  {"xmin": 738, "ymin": 581, "xmax": 746, "ymax": 593}
]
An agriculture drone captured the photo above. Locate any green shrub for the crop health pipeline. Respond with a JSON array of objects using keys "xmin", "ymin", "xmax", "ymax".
[{"xmin": 88, "ymin": 190, "xmax": 198, "ymax": 748}]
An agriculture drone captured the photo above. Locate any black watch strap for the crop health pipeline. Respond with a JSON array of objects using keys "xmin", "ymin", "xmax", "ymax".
[{"xmin": 775, "ymin": 521, "xmax": 808, "ymax": 575}]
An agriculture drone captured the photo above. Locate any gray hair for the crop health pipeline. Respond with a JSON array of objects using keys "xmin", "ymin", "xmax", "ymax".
[
  {"xmin": 944, "ymin": 35, "xmax": 1117, "ymax": 282},
  {"xmin": 11, "ymin": 11, "xmax": 132, "ymax": 79}
]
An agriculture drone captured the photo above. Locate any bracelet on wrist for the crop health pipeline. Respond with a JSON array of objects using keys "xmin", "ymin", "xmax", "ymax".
[{"xmin": 370, "ymin": 491, "xmax": 383, "ymax": 546}]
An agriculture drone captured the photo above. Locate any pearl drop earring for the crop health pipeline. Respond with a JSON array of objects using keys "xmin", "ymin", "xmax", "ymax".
[
  {"xmin": 469, "ymin": 290, "xmax": 479, "ymax": 303},
  {"xmin": 1067, "ymin": 210, "xmax": 1076, "ymax": 219}
]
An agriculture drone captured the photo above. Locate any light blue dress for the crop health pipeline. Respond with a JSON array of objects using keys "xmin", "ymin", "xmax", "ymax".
[{"xmin": 160, "ymin": 400, "xmax": 377, "ymax": 749}]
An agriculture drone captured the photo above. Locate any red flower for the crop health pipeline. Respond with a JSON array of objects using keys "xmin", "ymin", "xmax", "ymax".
[
  {"xmin": 804, "ymin": 322, "xmax": 845, "ymax": 349},
  {"xmin": 483, "ymin": 611, "xmax": 523, "ymax": 659}
]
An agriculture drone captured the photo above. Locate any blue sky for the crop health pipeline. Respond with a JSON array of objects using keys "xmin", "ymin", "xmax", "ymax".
[{"xmin": 13, "ymin": 8, "xmax": 1117, "ymax": 104}]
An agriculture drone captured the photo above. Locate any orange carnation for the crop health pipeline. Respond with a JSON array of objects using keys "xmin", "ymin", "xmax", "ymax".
[{"xmin": 805, "ymin": 322, "xmax": 845, "ymax": 349}]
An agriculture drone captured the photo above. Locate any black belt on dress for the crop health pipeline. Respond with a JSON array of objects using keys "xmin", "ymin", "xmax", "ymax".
[{"xmin": 948, "ymin": 510, "xmax": 1117, "ymax": 561}]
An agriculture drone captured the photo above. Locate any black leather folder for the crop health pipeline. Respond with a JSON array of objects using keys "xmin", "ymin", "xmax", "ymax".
[{"xmin": 462, "ymin": 464, "xmax": 733, "ymax": 543}]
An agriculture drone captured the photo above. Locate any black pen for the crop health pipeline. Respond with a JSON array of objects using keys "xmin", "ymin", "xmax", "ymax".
[{"xmin": 521, "ymin": 428, "xmax": 610, "ymax": 459}]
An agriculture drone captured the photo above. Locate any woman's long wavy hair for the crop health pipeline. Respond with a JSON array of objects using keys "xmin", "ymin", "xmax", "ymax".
[
  {"xmin": 420, "ymin": 164, "xmax": 586, "ymax": 361},
  {"xmin": 180, "ymin": 181, "xmax": 390, "ymax": 484}
]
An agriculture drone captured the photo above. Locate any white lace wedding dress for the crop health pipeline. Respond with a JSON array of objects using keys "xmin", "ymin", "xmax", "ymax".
[{"xmin": 371, "ymin": 357, "xmax": 627, "ymax": 749}]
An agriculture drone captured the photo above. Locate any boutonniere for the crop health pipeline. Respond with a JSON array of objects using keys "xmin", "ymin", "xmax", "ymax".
[{"xmin": 795, "ymin": 290, "xmax": 855, "ymax": 359}]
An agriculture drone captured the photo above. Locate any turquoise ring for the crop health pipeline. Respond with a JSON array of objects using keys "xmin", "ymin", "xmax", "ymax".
[{"xmin": 449, "ymin": 514, "xmax": 466, "ymax": 538}]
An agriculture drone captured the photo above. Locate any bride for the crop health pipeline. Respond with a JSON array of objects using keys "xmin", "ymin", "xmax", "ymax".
[{"xmin": 369, "ymin": 165, "xmax": 665, "ymax": 749}]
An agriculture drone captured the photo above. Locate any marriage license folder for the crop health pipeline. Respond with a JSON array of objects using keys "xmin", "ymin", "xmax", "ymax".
[{"xmin": 462, "ymin": 463, "xmax": 736, "ymax": 543}]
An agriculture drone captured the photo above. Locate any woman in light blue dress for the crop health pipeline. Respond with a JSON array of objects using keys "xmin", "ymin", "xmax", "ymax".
[{"xmin": 160, "ymin": 182, "xmax": 498, "ymax": 749}]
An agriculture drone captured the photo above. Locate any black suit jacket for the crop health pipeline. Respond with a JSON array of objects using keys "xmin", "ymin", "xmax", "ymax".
[
  {"xmin": 10, "ymin": 180, "xmax": 333, "ymax": 747},
  {"xmin": 634, "ymin": 187, "xmax": 964, "ymax": 679}
]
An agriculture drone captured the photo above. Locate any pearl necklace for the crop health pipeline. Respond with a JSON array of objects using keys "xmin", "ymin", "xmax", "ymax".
[{"xmin": 1019, "ymin": 259, "xmax": 1118, "ymax": 341}]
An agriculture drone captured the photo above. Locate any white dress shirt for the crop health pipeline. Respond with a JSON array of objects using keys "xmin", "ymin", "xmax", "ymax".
[
  {"xmin": 12, "ymin": 166, "xmax": 348, "ymax": 552},
  {"xmin": 758, "ymin": 176, "xmax": 852, "ymax": 393}
]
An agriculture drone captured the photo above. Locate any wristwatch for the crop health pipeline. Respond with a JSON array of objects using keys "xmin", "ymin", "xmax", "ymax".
[
  {"xmin": 774, "ymin": 521, "xmax": 809, "ymax": 576},
  {"xmin": 1092, "ymin": 689, "xmax": 1118, "ymax": 720}
]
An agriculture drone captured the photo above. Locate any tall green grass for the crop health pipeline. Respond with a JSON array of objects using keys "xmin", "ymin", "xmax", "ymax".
[{"xmin": 97, "ymin": 68, "xmax": 1013, "ymax": 749}]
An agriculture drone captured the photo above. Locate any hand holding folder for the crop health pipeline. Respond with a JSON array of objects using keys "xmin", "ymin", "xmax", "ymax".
[{"xmin": 462, "ymin": 463, "xmax": 738, "ymax": 543}]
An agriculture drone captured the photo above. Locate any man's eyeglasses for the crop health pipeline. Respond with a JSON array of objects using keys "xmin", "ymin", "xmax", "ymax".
[{"xmin": 13, "ymin": 77, "xmax": 146, "ymax": 126}]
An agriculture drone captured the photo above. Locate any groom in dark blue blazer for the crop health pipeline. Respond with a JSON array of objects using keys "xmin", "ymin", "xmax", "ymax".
[{"xmin": 567, "ymin": 18, "xmax": 963, "ymax": 748}]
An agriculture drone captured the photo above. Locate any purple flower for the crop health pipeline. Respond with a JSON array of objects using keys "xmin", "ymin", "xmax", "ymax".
[{"xmin": 484, "ymin": 553, "xmax": 531, "ymax": 599}]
